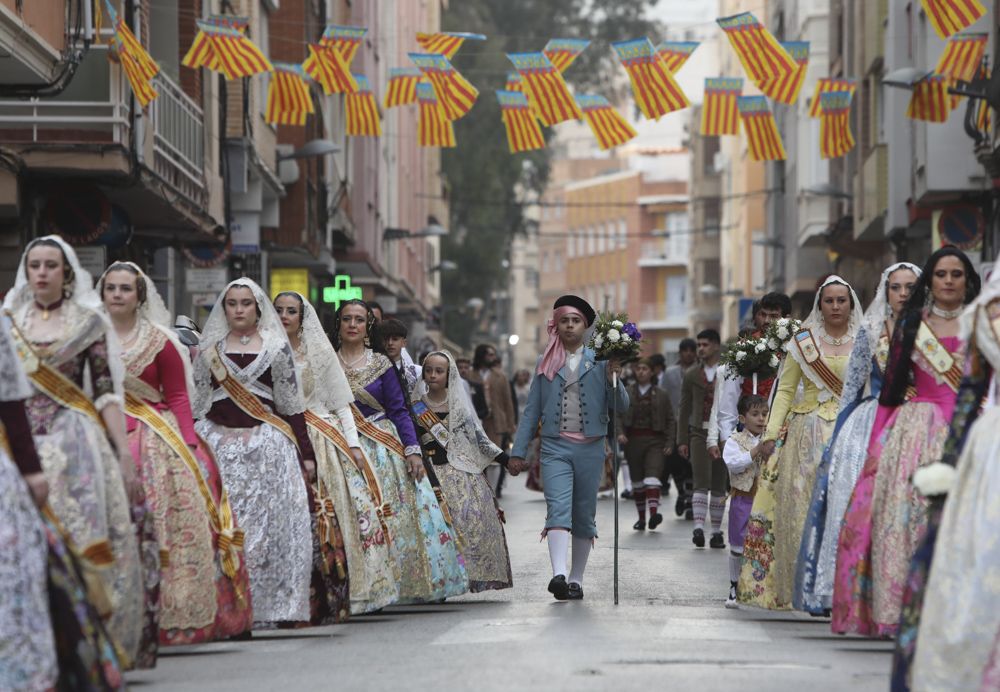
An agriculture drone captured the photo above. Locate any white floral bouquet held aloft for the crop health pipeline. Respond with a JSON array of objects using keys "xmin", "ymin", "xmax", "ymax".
[
  {"xmin": 588, "ymin": 312, "xmax": 642, "ymax": 361},
  {"xmin": 720, "ymin": 335, "xmax": 777, "ymax": 380},
  {"xmin": 764, "ymin": 317, "xmax": 802, "ymax": 352}
]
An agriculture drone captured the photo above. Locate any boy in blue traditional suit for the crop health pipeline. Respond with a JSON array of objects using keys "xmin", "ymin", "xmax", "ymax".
[{"xmin": 508, "ymin": 295, "xmax": 629, "ymax": 601}]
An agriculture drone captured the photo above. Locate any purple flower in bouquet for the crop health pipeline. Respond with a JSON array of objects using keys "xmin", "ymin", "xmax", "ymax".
[{"xmin": 622, "ymin": 322, "xmax": 641, "ymax": 341}]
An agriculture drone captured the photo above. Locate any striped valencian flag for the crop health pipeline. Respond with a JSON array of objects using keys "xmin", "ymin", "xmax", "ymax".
[
  {"xmin": 114, "ymin": 36, "xmax": 158, "ymax": 106},
  {"xmin": 345, "ymin": 74, "xmax": 382, "ymax": 137},
  {"xmin": 319, "ymin": 25, "xmax": 367, "ymax": 65},
  {"xmin": 656, "ymin": 40, "xmax": 699, "ymax": 73},
  {"xmin": 737, "ymin": 96, "xmax": 786, "ymax": 161},
  {"xmin": 302, "ymin": 44, "xmax": 358, "ymax": 95},
  {"xmin": 717, "ymin": 12, "xmax": 798, "ymax": 90},
  {"xmin": 921, "ymin": 0, "xmax": 987, "ymax": 39},
  {"xmin": 496, "ymin": 90, "xmax": 545, "ymax": 153},
  {"xmin": 416, "ymin": 32, "xmax": 486, "ymax": 60},
  {"xmin": 410, "ymin": 52, "xmax": 479, "ymax": 121},
  {"xmin": 508, "ymin": 52, "xmax": 583, "ymax": 126},
  {"xmin": 907, "ymin": 74, "xmax": 952, "ymax": 122},
  {"xmin": 417, "ymin": 82, "xmax": 456, "ymax": 147},
  {"xmin": 105, "ymin": 0, "xmax": 158, "ymax": 80},
  {"xmin": 383, "ymin": 68, "xmax": 423, "ymax": 108},
  {"xmin": 761, "ymin": 41, "xmax": 809, "ymax": 105},
  {"xmin": 576, "ymin": 94, "xmax": 637, "ymax": 150},
  {"xmin": 265, "ymin": 63, "xmax": 314, "ymax": 126},
  {"xmin": 611, "ymin": 38, "xmax": 689, "ymax": 121},
  {"xmin": 808, "ymin": 78, "xmax": 857, "ymax": 118},
  {"xmin": 182, "ymin": 15, "xmax": 249, "ymax": 74},
  {"xmin": 505, "ymin": 72, "xmax": 523, "ymax": 92},
  {"xmin": 935, "ymin": 32, "xmax": 988, "ymax": 107},
  {"xmin": 977, "ymin": 93, "xmax": 991, "ymax": 133},
  {"xmin": 700, "ymin": 78, "xmax": 743, "ymax": 136},
  {"xmin": 818, "ymin": 91, "xmax": 855, "ymax": 159},
  {"xmin": 543, "ymin": 38, "xmax": 590, "ymax": 73},
  {"xmin": 182, "ymin": 19, "xmax": 272, "ymax": 79}
]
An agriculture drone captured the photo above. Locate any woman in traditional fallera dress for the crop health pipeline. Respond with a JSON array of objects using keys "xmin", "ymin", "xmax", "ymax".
[
  {"xmin": 334, "ymin": 300, "xmax": 467, "ymax": 603},
  {"xmin": 3, "ymin": 236, "xmax": 145, "ymax": 666},
  {"xmin": 794, "ymin": 263, "xmax": 920, "ymax": 614},
  {"xmin": 101, "ymin": 263, "xmax": 253, "ymax": 644},
  {"xmin": 833, "ymin": 247, "xmax": 980, "ymax": 638},
  {"xmin": 413, "ymin": 351, "xmax": 513, "ymax": 592},
  {"xmin": 275, "ymin": 292, "xmax": 399, "ymax": 615},
  {"xmin": 737, "ymin": 276, "xmax": 860, "ymax": 610},
  {"xmin": 193, "ymin": 279, "xmax": 315, "ymax": 626}
]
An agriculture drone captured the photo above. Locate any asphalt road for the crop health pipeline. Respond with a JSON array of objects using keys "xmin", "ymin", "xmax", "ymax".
[{"xmin": 126, "ymin": 477, "xmax": 893, "ymax": 691}]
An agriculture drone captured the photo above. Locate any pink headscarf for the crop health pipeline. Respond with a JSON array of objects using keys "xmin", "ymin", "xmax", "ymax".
[{"xmin": 537, "ymin": 305, "xmax": 585, "ymax": 380}]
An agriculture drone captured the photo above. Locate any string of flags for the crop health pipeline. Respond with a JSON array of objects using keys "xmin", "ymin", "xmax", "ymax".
[{"xmin": 99, "ymin": 0, "xmax": 990, "ymax": 162}]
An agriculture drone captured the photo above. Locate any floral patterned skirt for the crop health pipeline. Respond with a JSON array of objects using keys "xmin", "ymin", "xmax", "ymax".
[
  {"xmin": 737, "ymin": 411, "xmax": 833, "ymax": 610},
  {"xmin": 436, "ymin": 463, "xmax": 512, "ymax": 592}
]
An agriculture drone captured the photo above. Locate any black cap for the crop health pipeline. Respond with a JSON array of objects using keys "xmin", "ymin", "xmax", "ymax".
[{"xmin": 553, "ymin": 294, "xmax": 596, "ymax": 327}]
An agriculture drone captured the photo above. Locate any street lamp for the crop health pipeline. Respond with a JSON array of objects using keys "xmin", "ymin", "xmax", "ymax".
[
  {"xmin": 383, "ymin": 215, "xmax": 449, "ymax": 241},
  {"xmin": 278, "ymin": 139, "xmax": 341, "ymax": 160},
  {"xmin": 429, "ymin": 260, "xmax": 458, "ymax": 273},
  {"xmin": 801, "ymin": 183, "xmax": 853, "ymax": 200}
]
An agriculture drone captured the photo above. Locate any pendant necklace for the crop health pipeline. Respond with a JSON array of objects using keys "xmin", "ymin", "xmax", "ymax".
[
  {"xmin": 34, "ymin": 297, "xmax": 63, "ymax": 322},
  {"xmin": 930, "ymin": 304, "xmax": 963, "ymax": 320},
  {"xmin": 339, "ymin": 350, "xmax": 366, "ymax": 370}
]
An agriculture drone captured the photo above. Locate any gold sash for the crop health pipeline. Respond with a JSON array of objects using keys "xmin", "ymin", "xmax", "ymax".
[
  {"xmin": 8, "ymin": 315, "xmax": 105, "ymax": 429},
  {"xmin": 312, "ymin": 481, "xmax": 348, "ymax": 578},
  {"xmin": 915, "ymin": 321, "xmax": 963, "ymax": 393},
  {"xmin": 208, "ymin": 349, "xmax": 300, "ymax": 451},
  {"xmin": 412, "ymin": 401, "xmax": 450, "ymax": 448},
  {"xmin": 124, "ymin": 391, "xmax": 245, "ymax": 580},
  {"xmin": 793, "ymin": 329, "xmax": 844, "ymax": 397},
  {"xmin": 351, "ymin": 403, "xmax": 407, "ymax": 458}
]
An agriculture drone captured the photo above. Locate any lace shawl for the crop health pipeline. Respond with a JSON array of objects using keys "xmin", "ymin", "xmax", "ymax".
[{"xmin": 0, "ymin": 314, "xmax": 32, "ymax": 401}]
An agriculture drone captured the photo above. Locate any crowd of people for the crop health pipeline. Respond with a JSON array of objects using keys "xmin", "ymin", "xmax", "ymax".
[{"xmin": 3, "ymin": 233, "xmax": 1000, "ymax": 692}]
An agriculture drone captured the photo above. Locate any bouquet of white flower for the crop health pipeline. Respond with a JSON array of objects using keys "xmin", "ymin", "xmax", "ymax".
[
  {"xmin": 720, "ymin": 335, "xmax": 778, "ymax": 380},
  {"xmin": 588, "ymin": 312, "xmax": 642, "ymax": 361},
  {"xmin": 763, "ymin": 317, "xmax": 802, "ymax": 352}
]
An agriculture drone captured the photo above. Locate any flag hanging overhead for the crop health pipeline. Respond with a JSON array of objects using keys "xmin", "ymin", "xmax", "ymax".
[
  {"xmin": 182, "ymin": 16, "xmax": 272, "ymax": 79},
  {"xmin": 345, "ymin": 74, "xmax": 382, "ymax": 136},
  {"xmin": 319, "ymin": 25, "xmax": 367, "ymax": 64},
  {"xmin": 906, "ymin": 74, "xmax": 952, "ymax": 122},
  {"xmin": 415, "ymin": 32, "xmax": 486, "ymax": 60},
  {"xmin": 700, "ymin": 78, "xmax": 743, "ymax": 136},
  {"xmin": 808, "ymin": 78, "xmax": 857, "ymax": 118},
  {"xmin": 737, "ymin": 95, "xmax": 786, "ymax": 161},
  {"xmin": 508, "ymin": 52, "xmax": 582, "ymax": 126},
  {"xmin": 505, "ymin": 72, "xmax": 523, "ymax": 92},
  {"xmin": 417, "ymin": 82, "xmax": 456, "ymax": 147},
  {"xmin": 410, "ymin": 52, "xmax": 479, "ymax": 121},
  {"xmin": 760, "ymin": 41, "xmax": 809, "ymax": 105},
  {"xmin": 576, "ymin": 94, "xmax": 637, "ymax": 151},
  {"xmin": 819, "ymin": 91, "xmax": 855, "ymax": 159},
  {"xmin": 612, "ymin": 38, "xmax": 689, "ymax": 121},
  {"xmin": 543, "ymin": 38, "xmax": 590, "ymax": 73},
  {"xmin": 717, "ymin": 12, "xmax": 798, "ymax": 90},
  {"xmin": 935, "ymin": 32, "xmax": 988, "ymax": 107},
  {"xmin": 104, "ymin": 0, "xmax": 159, "ymax": 106},
  {"xmin": 266, "ymin": 63, "xmax": 314, "ymax": 126},
  {"xmin": 496, "ymin": 90, "xmax": 546, "ymax": 153},
  {"xmin": 303, "ymin": 44, "xmax": 358, "ymax": 95},
  {"xmin": 384, "ymin": 68, "xmax": 423, "ymax": 108},
  {"xmin": 920, "ymin": 0, "xmax": 987, "ymax": 39},
  {"xmin": 656, "ymin": 41, "xmax": 699, "ymax": 73}
]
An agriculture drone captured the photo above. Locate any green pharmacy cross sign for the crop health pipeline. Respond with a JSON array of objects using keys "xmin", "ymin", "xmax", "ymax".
[{"xmin": 323, "ymin": 275, "xmax": 363, "ymax": 309}]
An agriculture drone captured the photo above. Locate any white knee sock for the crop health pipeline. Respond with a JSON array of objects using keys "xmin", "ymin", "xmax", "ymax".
[
  {"xmin": 568, "ymin": 535, "xmax": 592, "ymax": 586},
  {"xmin": 729, "ymin": 551, "xmax": 742, "ymax": 583},
  {"xmin": 621, "ymin": 464, "xmax": 633, "ymax": 492},
  {"xmin": 547, "ymin": 529, "xmax": 569, "ymax": 578}
]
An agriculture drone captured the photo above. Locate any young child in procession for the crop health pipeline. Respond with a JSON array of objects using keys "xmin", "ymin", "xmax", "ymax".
[{"xmin": 723, "ymin": 394, "xmax": 769, "ymax": 608}]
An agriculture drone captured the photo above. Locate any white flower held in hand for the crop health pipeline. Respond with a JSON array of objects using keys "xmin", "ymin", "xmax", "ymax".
[
  {"xmin": 607, "ymin": 329, "xmax": 621, "ymax": 343},
  {"xmin": 735, "ymin": 351, "xmax": 747, "ymax": 362},
  {"xmin": 768, "ymin": 338, "xmax": 780, "ymax": 350},
  {"xmin": 777, "ymin": 318, "xmax": 789, "ymax": 327},
  {"xmin": 754, "ymin": 341, "xmax": 767, "ymax": 353},
  {"xmin": 769, "ymin": 354, "xmax": 779, "ymax": 368},
  {"xmin": 594, "ymin": 334, "xmax": 605, "ymax": 349},
  {"xmin": 776, "ymin": 327, "xmax": 789, "ymax": 340},
  {"xmin": 621, "ymin": 333, "xmax": 632, "ymax": 343},
  {"xmin": 611, "ymin": 320, "xmax": 624, "ymax": 329}
]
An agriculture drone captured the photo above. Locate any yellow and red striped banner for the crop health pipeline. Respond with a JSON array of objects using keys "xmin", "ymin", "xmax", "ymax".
[
  {"xmin": 505, "ymin": 71, "xmax": 523, "ymax": 92},
  {"xmin": 410, "ymin": 52, "xmax": 479, "ymax": 121},
  {"xmin": 302, "ymin": 44, "xmax": 358, "ymax": 95},
  {"xmin": 496, "ymin": 90, "xmax": 545, "ymax": 153},
  {"xmin": 417, "ymin": 82, "xmax": 456, "ymax": 147},
  {"xmin": 818, "ymin": 91, "xmax": 855, "ymax": 159},
  {"xmin": 319, "ymin": 25, "xmax": 366, "ymax": 65},
  {"xmin": 906, "ymin": 74, "xmax": 952, "ymax": 122},
  {"xmin": 656, "ymin": 40, "xmax": 699, "ymax": 73},
  {"xmin": 415, "ymin": 32, "xmax": 486, "ymax": 60},
  {"xmin": 508, "ymin": 51, "xmax": 582, "ymax": 126},
  {"xmin": 115, "ymin": 36, "xmax": 158, "ymax": 107},
  {"xmin": 737, "ymin": 96, "xmax": 786, "ymax": 161},
  {"xmin": 611, "ymin": 38, "xmax": 689, "ymax": 121},
  {"xmin": 920, "ymin": 0, "xmax": 987, "ymax": 39},
  {"xmin": 543, "ymin": 38, "xmax": 590, "ymax": 73},
  {"xmin": 182, "ymin": 17, "xmax": 272, "ymax": 80},
  {"xmin": 700, "ymin": 78, "xmax": 742, "ymax": 136},
  {"xmin": 761, "ymin": 41, "xmax": 809, "ymax": 105},
  {"xmin": 717, "ymin": 12, "xmax": 798, "ymax": 90},
  {"xmin": 345, "ymin": 74, "xmax": 382, "ymax": 137},
  {"xmin": 383, "ymin": 67, "xmax": 423, "ymax": 108},
  {"xmin": 265, "ymin": 63, "xmax": 314, "ymax": 126},
  {"xmin": 935, "ymin": 32, "xmax": 988, "ymax": 107},
  {"xmin": 808, "ymin": 78, "xmax": 857, "ymax": 118},
  {"xmin": 576, "ymin": 94, "xmax": 637, "ymax": 151}
]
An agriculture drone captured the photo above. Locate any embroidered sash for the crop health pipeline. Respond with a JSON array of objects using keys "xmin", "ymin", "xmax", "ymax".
[
  {"xmin": 312, "ymin": 481, "xmax": 348, "ymax": 578},
  {"xmin": 304, "ymin": 409, "xmax": 392, "ymax": 526},
  {"xmin": 412, "ymin": 401, "xmax": 449, "ymax": 448},
  {"xmin": 8, "ymin": 315, "xmax": 105, "ymax": 429},
  {"xmin": 915, "ymin": 321, "xmax": 963, "ymax": 393},
  {"xmin": 351, "ymin": 403, "xmax": 406, "ymax": 458},
  {"xmin": 793, "ymin": 329, "xmax": 844, "ymax": 397},
  {"xmin": 208, "ymin": 349, "xmax": 300, "ymax": 451},
  {"xmin": 124, "ymin": 392, "xmax": 245, "ymax": 579}
]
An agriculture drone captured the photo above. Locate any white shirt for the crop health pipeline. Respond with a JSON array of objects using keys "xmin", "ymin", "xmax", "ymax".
[
  {"xmin": 723, "ymin": 430, "xmax": 760, "ymax": 476},
  {"xmin": 637, "ymin": 383, "xmax": 652, "ymax": 396},
  {"xmin": 707, "ymin": 363, "xmax": 741, "ymax": 447},
  {"xmin": 565, "ymin": 347, "xmax": 584, "ymax": 373}
]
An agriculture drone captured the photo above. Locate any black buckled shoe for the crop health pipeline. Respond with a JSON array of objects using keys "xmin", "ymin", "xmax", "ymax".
[
  {"xmin": 674, "ymin": 494, "xmax": 686, "ymax": 517},
  {"xmin": 567, "ymin": 582, "xmax": 584, "ymax": 600},
  {"xmin": 692, "ymin": 528, "xmax": 705, "ymax": 548},
  {"xmin": 648, "ymin": 512, "xmax": 663, "ymax": 530},
  {"xmin": 548, "ymin": 574, "xmax": 569, "ymax": 600},
  {"xmin": 632, "ymin": 519, "xmax": 646, "ymax": 531},
  {"xmin": 710, "ymin": 532, "xmax": 726, "ymax": 549}
]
